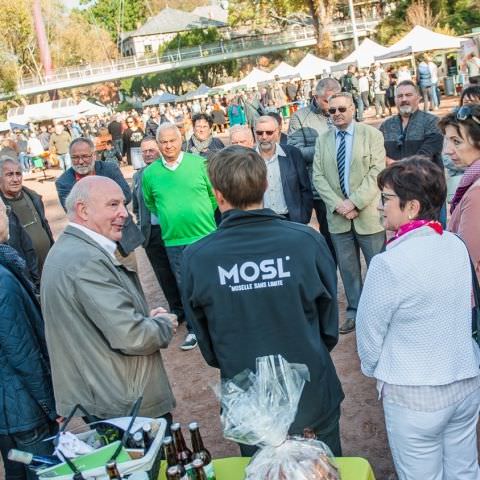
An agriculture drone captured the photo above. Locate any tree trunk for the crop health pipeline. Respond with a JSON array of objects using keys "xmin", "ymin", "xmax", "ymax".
[{"xmin": 306, "ymin": 0, "xmax": 337, "ymax": 59}]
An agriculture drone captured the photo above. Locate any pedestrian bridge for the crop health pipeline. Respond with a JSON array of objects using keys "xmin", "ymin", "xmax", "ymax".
[{"xmin": 13, "ymin": 20, "xmax": 380, "ymax": 97}]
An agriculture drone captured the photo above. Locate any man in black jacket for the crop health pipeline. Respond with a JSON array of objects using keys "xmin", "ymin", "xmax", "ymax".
[
  {"xmin": 254, "ymin": 115, "xmax": 313, "ymax": 224},
  {"xmin": 182, "ymin": 146, "xmax": 344, "ymax": 456}
]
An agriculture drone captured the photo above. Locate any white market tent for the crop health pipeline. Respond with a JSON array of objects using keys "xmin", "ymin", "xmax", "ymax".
[
  {"xmin": 269, "ymin": 61, "xmax": 298, "ymax": 78},
  {"xmin": 241, "ymin": 67, "xmax": 273, "ymax": 86},
  {"xmin": 340, "ymin": 38, "xmax": 389, "ymax": 68},
  {"xmin": 385, "ymin": 26, "xmax": 466, "ymax": 55},
  {"xmin": 295, "ymin": 53, "xmax": 336, "ymax": 78}
]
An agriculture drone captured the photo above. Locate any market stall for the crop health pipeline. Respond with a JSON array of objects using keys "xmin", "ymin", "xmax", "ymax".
[
  {"xmin": 295, "ymin": 53, "xmax": 335, "ymax": 78},
  {"xmin": 340, "ymin": 38, "xmax": 389, "ymax": 68}
]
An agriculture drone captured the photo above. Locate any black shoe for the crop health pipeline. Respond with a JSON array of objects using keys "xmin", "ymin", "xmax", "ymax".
[{"xmin": 339, "ymin": 318, "xmax": 355, "ymax": 334}]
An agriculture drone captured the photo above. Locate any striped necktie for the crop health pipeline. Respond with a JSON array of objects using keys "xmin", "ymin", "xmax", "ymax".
[{"xmin": 337, "ymin": 130, "xmax": 348, "ymax": 198}]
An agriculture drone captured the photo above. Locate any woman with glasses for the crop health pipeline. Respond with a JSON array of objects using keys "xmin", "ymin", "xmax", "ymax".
[
  {"xmin": 0, "ymin": 198, "xmax": 58, "ymax": 480},
  {"xmin": 122, "ymin": 116, "xmax": 145, "ymax": 168},
  {"xmin": 356, "ymin": 157, "xmax": 480, "ymax": 480},
  {"xmin": 440, "ymin": 104, "xmax": 480, "ymax": 281}
]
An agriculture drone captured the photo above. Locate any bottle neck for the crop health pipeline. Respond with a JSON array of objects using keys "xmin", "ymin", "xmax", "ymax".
[
  {"xmin": 173, "ymin": 430, "xmax": 188, "ymax": 451},
  {"xmin": 164, "ymin": 443, "xmax": 177, "ymax": 466},
  {"xmin": 191, "ymin": 429, "xmax": 204, "ymax": 453}
]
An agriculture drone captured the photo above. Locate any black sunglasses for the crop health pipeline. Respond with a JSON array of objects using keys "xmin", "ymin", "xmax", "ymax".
[
  {"xmin": 455, "ymin": 105, "xmax": 480, "ymax": 125},
  {"xmin": 328, "ymin": 107, "xmax": 348, "ymax": 114},
  {"xmin": 255, "ymin": 130, "xmax": 275, "ymax": 136}
]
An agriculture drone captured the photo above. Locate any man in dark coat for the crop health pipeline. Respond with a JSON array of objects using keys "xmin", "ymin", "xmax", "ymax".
[
  {"xmin": 182, "ymin": 146, "xmax": 344, "ymax": 457},
  {"xmin": 56, "ymin": 137, "xmax": 144, "ymax": 256},
  {"xmin": 254, "ymin": 115, "xmax": 312, "ymax": 224},
  {"xmin": 0, "ymin": 198, "xmax": 57, "ymax": 480},
  {"xmin": 0, "ymin": 157, "xmax": 54, "ymax": 273}
]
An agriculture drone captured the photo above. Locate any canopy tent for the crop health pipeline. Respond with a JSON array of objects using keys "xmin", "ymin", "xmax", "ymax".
[
  {"xmin": 77, "ymin": 100, "xmax": 109, "ymax": 116},
  {"xmin": 269, "ymin": 61, "xmax": 299, "ymax": 79},
  {"xmin": 295, "ymin": 53, "xmax": 336, "ymax": 78},
  {"xmin": 385, "ymin": 26, "xmax": 466, "ymax": 55},
  {"xmin": 181, "ymin": 84, "xmax": 211, "ymax": 100},
  {"xmin": 240, "ymin": 68, "xmax": 273, "ymax": 87},
  {"xmin": 143, "ymin": 92, "xmax": 180, "ymax": 106},
  {"xmin": 340, "ymin": 38, "xmax": 389, "ymax": 68},
  {"xmin": 374, "ymin": 47, "xmax": 414, "ymax": 64}
]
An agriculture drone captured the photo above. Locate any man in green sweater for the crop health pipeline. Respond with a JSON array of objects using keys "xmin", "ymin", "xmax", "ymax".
[{"xmin": 142, "ymin": 123, "xmax": 218, "ymax": 350}]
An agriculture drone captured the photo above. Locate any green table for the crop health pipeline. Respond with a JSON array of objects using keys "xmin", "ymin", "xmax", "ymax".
[{"xmin": 159, "ymin": 456, "xmax": 375, "ymax": 479}]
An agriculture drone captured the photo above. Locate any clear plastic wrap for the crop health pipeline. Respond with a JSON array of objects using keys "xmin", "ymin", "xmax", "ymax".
[{"xmin": 220, "ymin": 355, "xmax": 340, "ymax": 480}]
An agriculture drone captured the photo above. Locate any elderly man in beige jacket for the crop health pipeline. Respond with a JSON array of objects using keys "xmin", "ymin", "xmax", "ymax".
[
  {"xmin": 41, "ymin": 176, "xmax": 177, "ymax": 421},
  {"xmin": 313, "ymin": 92, "xmax": 386, "ymax": 334}
]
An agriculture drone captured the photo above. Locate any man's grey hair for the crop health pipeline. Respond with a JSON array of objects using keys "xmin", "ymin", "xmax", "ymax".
[
  {"xmin": 315, "ymin": 78, "xmax": 341, "ymax": 97},
  {"xmin": 156, "ymin": 123, "xmax": 181, "ymax": 142},
  {"xmin": 328, "ymin": 91, "xmax": 354, "ymax": 104},
  {"xmin": 229, "ymin": 125, "xmax": 254, "ymax": 141},
  {"xmin": 255, "ymin": 115, "xmax": 279, "ymax": 128},
  {"xmin": 69, "ymin": 137, "xmax": 95, "ymax": 155},
  {"xmin": 0, "ymin": 157, "xmax": 20, "ymax": 177},
  {"xmin": 141, "ymin": 136, "xmax": 158, "ymax": 145}
]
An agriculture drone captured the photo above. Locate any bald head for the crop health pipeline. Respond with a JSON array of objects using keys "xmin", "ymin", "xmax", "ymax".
[
  {"xmin": 230, "ymin": 125, "xmax": 255, "ymax": 148},
  {"xmin": 66, "ymin": 176, "xmax": 127, "ymax": 242}
]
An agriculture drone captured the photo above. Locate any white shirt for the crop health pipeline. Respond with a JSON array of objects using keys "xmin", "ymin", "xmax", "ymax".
[
  {"xmin": 358, "ymin": 76, "xmax": 370, "ymax": 93},
  {"xmin": 161, "ymin": 151, "xmax": 184, "ymax": 171},
  {"xmin": 69, "ymin": 222, "xmax": 117, "ymax": 259},
  {"xmin": 428, "ymin": 61, "xmax": 438, "ymax": 83},
  {"xmin": 256, "ymin": 144, "xmax": 288, "ymax": 215}
]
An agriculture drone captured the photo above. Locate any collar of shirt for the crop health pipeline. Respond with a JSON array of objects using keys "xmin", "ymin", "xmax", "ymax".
[
  {"xmin": 334, "ymin": 121, "xmax": 355, "ymax": 138},
  {"xmin": 69, "ymin": 222, "xmax": 117, "ymax": 258},
  {"xmin": 256, "ymin": 143, "xmax": 286, "ymax": 163},
  {"xmin": 74, "ymin": 171, "xmax": 96, "ymax": 182},
  {"xmin": 161, "ymin": 151, "xmax": 184, "ymax": 171}
]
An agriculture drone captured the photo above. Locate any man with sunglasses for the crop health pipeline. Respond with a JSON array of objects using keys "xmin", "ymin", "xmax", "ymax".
[
  {"xmin": 254, "ymin": 116, "xmax": 312, "ymax": 224},
  {"xmin": 379, "ymin": 80, "xmax": 445, "ymax": 222},
  {"xmin": 313, "ymin": 92, "xmax": 386, "ymax": 334},
  {"xmin": 287, "ymin": 78, "xmax": 341, "ymax": 259}
]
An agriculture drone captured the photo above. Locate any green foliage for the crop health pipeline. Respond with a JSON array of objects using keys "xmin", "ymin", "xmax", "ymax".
[
  {"xmin": 79, "ymin": 0, "xmax": 148, "ymax": 42},
  {"xmin": 375, "ymin": 0, "xmax": 480, "ymax": 44}
]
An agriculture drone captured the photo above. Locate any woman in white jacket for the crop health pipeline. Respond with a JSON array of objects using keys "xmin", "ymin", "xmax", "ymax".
[{"xmin": 356, "ymin": 156, "xmax": 480, "ymax": 480}]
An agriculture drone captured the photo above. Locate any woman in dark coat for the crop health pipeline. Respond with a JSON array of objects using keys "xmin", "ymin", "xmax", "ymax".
[{"xmin": 0, "ymin": 199, "xmax": 58, "ymax": 480}]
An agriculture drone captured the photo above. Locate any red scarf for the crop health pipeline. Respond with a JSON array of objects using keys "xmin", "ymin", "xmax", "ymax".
[{"xmin": 387, "ymin": 219, "xmax": 443, "ymax": 244}]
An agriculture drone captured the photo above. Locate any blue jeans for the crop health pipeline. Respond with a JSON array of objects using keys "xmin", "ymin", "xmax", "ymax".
[
  {"xmin": 331, "ymin": 227, "xmax": 385, "ymax": 319},
  {"xmin": 431, "ymin": 82, "xmax": 439, "ymax": 108},
  {"xmin": 0, "ymin": 421, "xmax": 58, "ymax": 480},
  {"xmin": 18, "ymin": 153, "xmax": 31, "ymax": 173},
  {"xmin": 166, "ymin": 245, "xmax": 192, "ymax": 333}
]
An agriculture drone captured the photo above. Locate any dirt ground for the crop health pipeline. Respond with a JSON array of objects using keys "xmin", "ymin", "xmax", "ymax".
[{"xmin": 3, "ymin": 96, "xmax": 479, "ymax": 480}]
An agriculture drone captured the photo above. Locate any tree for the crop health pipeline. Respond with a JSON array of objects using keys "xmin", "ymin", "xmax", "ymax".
[
  {"xmin": 375, "ymin": 0, "xmax": 480, "ymax": 44},
  {"xmin": 305, "ymin": 0, "xmax": 338, "ymax": 59},
  {"xmin": 157, "ymin": 28, "xmax": 238, "ymax": 90},
  {"xmin": 79, "ymin": 0, "xmax": 148, "ymax": 43},
  {"xmin": 229, "ymin": 0, "xmax": 338, "ymax": 58}
]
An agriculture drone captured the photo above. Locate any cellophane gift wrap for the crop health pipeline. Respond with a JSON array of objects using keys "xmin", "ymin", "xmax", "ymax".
[{"xmin": 220, "ymin": 355, "xmax": 340, "ymax": 480}]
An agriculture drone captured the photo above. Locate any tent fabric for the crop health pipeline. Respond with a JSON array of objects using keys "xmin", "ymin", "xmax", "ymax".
[
  {"xmin": 374, "ymin": 47, "xmax": 413, "ymax": 62},
  {"xmin": 386, "ymin": 26, "xmax": 466, "ymax": 54},
  {"xmin": 295, "ymin": 53, "xmax": 335, "ymax": 78},
  {"xmin": 270, "ymin": 62, "xmax": 298, "ymax": 79},
  {"xmin": 240, "ymin": 68, "xmax": 273, "ymax": 86},
  {"xmin": 143, "ymin": 92, "xmax": 180, "ymax": 106},
  {"xmin": 341, "ymin": 38, "xmax": 389, "ymax": 68},
  {"xmin": 182, "ymin": 83, "xmax": 211, "ymax": 100}
]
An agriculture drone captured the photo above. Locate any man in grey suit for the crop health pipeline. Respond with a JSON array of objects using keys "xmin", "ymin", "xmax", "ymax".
[
  {"xmin": 132, "ymin": 137, "xmax": 184, "ymax": 328},
  {"xmin": 313, "ymin": 92, "xmax": 386, "ymax": 334}
]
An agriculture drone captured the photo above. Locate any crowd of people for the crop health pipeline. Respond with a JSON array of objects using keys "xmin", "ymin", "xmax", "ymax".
[{"xmin": 0, "ymin": 72, "xmax": 480, "ymax": 480}]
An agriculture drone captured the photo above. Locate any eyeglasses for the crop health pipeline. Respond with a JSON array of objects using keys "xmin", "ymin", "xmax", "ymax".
[
  {"xmin": 255, "ymin": 130, "xmax": 275, "ymax": 136},
  {"xmin": 328, "ymin": 107, "xmax": 348, "ymax": 114},
  {"xmin": 380, "ymin": 192, "xmax": 398, "ymax": 206},
  {"xmin": 71, "ymin": 155, "xmax": 93, "ymax": 162},
  {"xmin": 455, "ymin": 106, "xmax": 480, "ymax": 125}
]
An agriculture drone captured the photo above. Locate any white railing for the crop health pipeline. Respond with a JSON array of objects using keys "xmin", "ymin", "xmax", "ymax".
[{"xmin": 14, "ymin": 19, "xmax": 381, "ymax": 93}]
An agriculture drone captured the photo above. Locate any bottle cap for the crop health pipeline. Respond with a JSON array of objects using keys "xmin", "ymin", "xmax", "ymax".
[
  {"xmin": 162, "ymin": 436, "xmax": 173, "ymax": 445},
  {"xmin": 192, "ymin": 459, "xmax": 203, "ymax": 468},
  {"xmin": 8, "ymin": 450, "xmax": 33, "ymax": 464},
  {"xmin": 142, "ymin": 423, "xmax": 152, "ymax": 432},
  {"xmin": 167, "ymin": 465, "xmax": 179, "ymax": 475},
  {"xmin": 170, "ymin": 422, "xmax": 181, "ymax": 431},
  {"xmin": 133, "ymin": 432, "xmax": 143, "ymax": 441},
  {"xmin": 188, "ymin": 422, "xmax": 199, "ymax": 430}
]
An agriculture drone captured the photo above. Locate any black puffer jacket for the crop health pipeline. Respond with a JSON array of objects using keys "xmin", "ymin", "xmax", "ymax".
[{"xmin": 0, "ymin": 244, "xmax": 56, "ymax": 434}]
